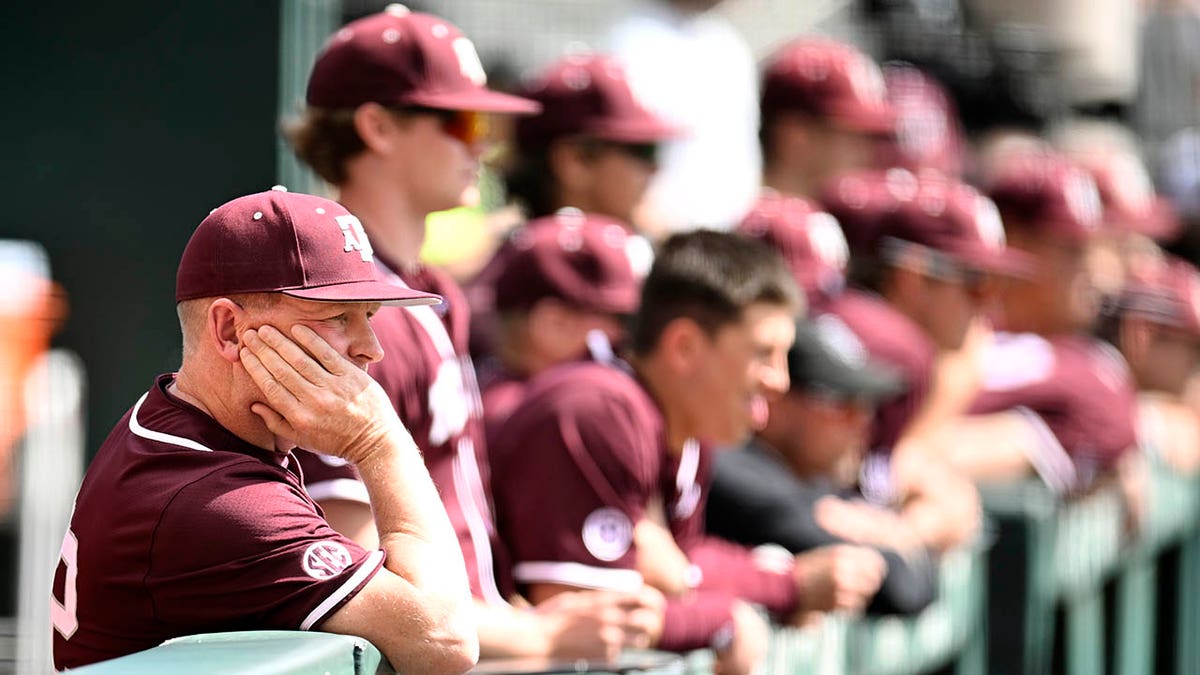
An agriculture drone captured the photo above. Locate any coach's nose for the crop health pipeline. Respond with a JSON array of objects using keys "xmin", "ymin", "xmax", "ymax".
[{"xmin": 350, "ymin": 318, "xmax": 385, "ymax": 368}]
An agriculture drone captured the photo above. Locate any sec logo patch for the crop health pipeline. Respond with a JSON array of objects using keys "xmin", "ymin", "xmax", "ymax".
[
  {"xmin": 582, "ymin": 508, "xmax": 633, "ymax": 562},
  {"xmin": 302, "ymin": 541, "xmax": 352, "ymax": 579}
]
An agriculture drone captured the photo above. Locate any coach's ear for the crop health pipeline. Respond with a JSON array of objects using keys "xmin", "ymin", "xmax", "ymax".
[{"xmin": 207, "ymin": 298, "xmax": 247, "ymax": 364}]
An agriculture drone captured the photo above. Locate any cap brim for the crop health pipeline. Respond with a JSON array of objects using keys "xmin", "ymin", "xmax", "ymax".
[
  {"xmin": 594, "ymin": 117, "xmax": 683, "ymax": 143},
  {"xmin": 284, "ymin": 281, "xmax": 442, "ymax": 307},
  {"xmin": 406, "ymin": 89, "xmax": 542, "ymax": 114},
  {"xmin": 829, "ymin": 106, "xmax": 897, "ymax": 136},
  {"xmin": 956, "ymin": 246, "xmax": 1037, "ymax": 278}
]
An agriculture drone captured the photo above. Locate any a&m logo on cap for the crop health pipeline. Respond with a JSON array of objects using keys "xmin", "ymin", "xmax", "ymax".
[
  {"xmin": 336, "ymin": 214, "xmax": 374, "ymax": 262},
  {"xmin": 1063, "ymin": 169, "xmax": 1102, "ymax": 231}
]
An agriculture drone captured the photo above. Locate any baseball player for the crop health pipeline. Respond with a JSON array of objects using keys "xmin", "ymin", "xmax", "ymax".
[
  {"xmin": 945, "ymin": 151, "xmax": 1141, "ymax": 496},
  {"xmin": 285, "ymin": 6, "xmax": 664, "ymax": 661},
  {"xmin": 51, "ymin": 189, "xmax": 476, "ymax": 672},
  {"xmin": 489, "ymin": 230, "xmax": 888, "ymax": 674},
  {"xmin": 475, "ymin": 210, "xmax": 640, "ymax": 440},
  {"xmin": 758, "ymin": 38, "xmax": 895, "ymax": 202}
]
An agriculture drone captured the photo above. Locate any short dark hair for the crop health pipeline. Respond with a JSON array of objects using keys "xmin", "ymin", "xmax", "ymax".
[
  {"xmin": 630, "ymin": 230, "xmax": 802, "ymax": 354},
  {"xmin": 502, "ymin": 148, "xmax": 558, "ymax": 219}
]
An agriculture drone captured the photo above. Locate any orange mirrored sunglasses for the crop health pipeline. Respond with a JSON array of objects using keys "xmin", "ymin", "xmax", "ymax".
[{"xmin": 403, "ymin": 106, "xmax": 489, "ymax": 145}]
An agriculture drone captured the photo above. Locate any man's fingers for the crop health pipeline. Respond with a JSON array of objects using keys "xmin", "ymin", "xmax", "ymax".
[
  {"xmin": 248, "ymin": 401, "xmax": 295, "ymax": 440},
  {"xmin": 290, "ymin": 324, "xmax": 350, "ymax": 376},
  {"xmin": 239, "ymin": 344, "xmax": 301, "ymax": 411},
  {"xmin": 255, "ymin": 325, "xmax": 336, "ymax": 385}
]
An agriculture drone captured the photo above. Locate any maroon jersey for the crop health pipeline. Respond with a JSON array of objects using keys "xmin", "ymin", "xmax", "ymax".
[
  {"xmin": 822, "ymin": 289, "xmax": 935, "ymax": 451},
  {"xmin": 476, "ymin": 358, "xmax": 530, "ymax": 452},
  {"xmin": 489, "ymin": 361, "xmax": 797, "ymax": 623},
  {"xmin": 51, "ymin": 375, "xmax": 382, "ymax": 671},
  {"xmin": 970, "ymin": 332, "xmax": 1137, "ymax": 491},
  {"xmin": 300, "ymin": 260, "xmax": 512, "ymax": 606}
]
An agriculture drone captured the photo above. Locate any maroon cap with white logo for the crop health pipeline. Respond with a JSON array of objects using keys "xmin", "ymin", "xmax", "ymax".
[
  {"xmin": 1077, "ymin": 152, "xmax": 1180, "ymax": 242},
  {"xmin": 515, "ymin": 53, "xmax": 677, "ymax": 150},
  {"xmin": 306, "ymin": 4, "xmax": 539, "ymax": 114},
  {"xmin": 761, "ymin": 38, "xmax": 895, "ymax": 135},
  {"xmin": 492, "ymin": 209, "xmax": 640, "ymax": 315},
  {"xmin": 821, "ymin": 168, "xmax": 1030, "ymax": 275},
  {"xmin": 176, "ymin": 188, "xmax": 440, "ymax": 307},
  {"xmin": 737, "ymin": 192, "xmax": 848, "ymax": 298},
  {"xmin": 878, "ymin": 62, "xmax": 966, "ymax": 177},
  {"xmin": 1119, "ymin": 256, "xmax": 1200, "ymax": 337},
  {"xmin": 984, "ymin": 150, "xmax": 1103, "ymax": 244}
]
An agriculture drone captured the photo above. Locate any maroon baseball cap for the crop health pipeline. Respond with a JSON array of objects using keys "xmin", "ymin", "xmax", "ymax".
[
  {"xmin": 737, "ymin": 191, "xmax": 848, "ymax": 297},
  {"xmin": 1076, "ymin": 152, "xmax": 1180, "ymax": 242},
  {"xmin": 984, "ymin": 150, "xmax": 1103, "ymax": 244},
  {"xmin": 491, "ymin": 209, "xmax": 640, "ymax": 315},
  {"xmin": 176, "ymin": 188, "xmax": 440, "ymax": 307},
  {"xmin": 1119, "ymin": 256, "xmax": 1200, "ymax": 337},
  {"xmin": 306, "ymin": 5, "xmax": 539, "ymax": 114},
  {"xmin": 822, "ymin": 168, "xmax": 1030, "ymax": 276},
  {"xmin": 515, "ymin": 53, "xmax": 677, "ymax": 150},
  {"xmin": 878, "ymin": 62, "xmax": 966, "ymax": 176},
  {"xmin": 761, "ymin": 38, "xmax": 895, "ymax": 135}
]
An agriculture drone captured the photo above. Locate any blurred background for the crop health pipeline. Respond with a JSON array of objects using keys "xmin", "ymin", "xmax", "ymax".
[{"xmin": 8, "ymin": 0, "xmax": 1200, "ymax": 672}]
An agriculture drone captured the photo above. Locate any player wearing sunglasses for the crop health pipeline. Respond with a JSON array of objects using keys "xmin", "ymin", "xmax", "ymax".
[{"xmin": 285, "ymin": 5, "xmax": 668, "ymax": 665}]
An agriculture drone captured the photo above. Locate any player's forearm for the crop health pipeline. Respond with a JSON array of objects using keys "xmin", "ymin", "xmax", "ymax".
[
  {"xmin": 355, "ymin": 431, "xmax": 472, "ymax": 606},
  {"xmin": 473, "ymin": 600, "xmax": 554, "ymax": 658}
]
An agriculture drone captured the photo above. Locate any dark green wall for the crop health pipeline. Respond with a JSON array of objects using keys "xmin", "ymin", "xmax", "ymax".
[{"xmin": 2, "ymin": 2, "xmax": 281, "ymax": 456}]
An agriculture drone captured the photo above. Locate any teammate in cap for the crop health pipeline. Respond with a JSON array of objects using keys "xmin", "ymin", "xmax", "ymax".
[
  {"xmin": 466, "ymin": 53, "xmax": 671, "ymax": 360},
  {"xmin": 758, "ymin": 38, "xmax": 895, "ymax": 202},
  {"xmin": 707, "ymin": 318, "xmax": 938, "ymax": 617},
  {"xmin": 819, "ymin": 169, "xmax": 1019, "ymax": 551},
  {"xmin": 476, "ymin": 210, "xmax": 640, "ymax": 440},
  {"xmin": 942, "ymin": 151, "xmax": 1140, "ymax": 495},
  {"xmin": 50, "ymin": 189, "xmax": 476, "ymax": 672},
  {"xmin": 285, "ymin": 6, "xmax": 664, "ymax": 661},
  {"xmin": 1100, "ymin": 256, "xmax": 1200, "ymax": 474},
  {"xmin": 489, "ymin": 230, "xmax": 888, "ymax": 674}
]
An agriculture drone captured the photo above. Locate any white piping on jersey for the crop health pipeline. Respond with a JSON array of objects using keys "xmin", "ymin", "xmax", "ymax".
[
  {"xmin": 1014, "ymin": 406, "xmax": 1078, "ymax": 494},
  {"xmin": 452, "ymin": 438, "xmax": 509, "ymax": 607},
  {"xmin": 300, "ymin": 549, "xmax": 385, "ymax": 630},
  {"xmin": 672, "ymin": 438, "xmax": 701, "ymax": 519},
  {"xmin": 512, "ymin": 561, "xmax": 644, "ymax": 593},
  {"xmin": 128, "ymin": 392, "xmax": 214, "ymax": 453},
  {"xmin": 382, "ymin": 264, "xmax": 505, "ymax": 607},
  {"xmin": 305, "ymin": 478, "xmax": 370, "ymax": 505}
]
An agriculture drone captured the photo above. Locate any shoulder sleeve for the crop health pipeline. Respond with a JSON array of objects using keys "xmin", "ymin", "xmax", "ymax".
[
  {"xmin": 293, "ymin": 449, "xmax": 367, "ymax": 505},
  {"xmin": 145, "ymin": 461, "xmax": 383, "ymax": 632},
  {"xmin": 494, "ymin": 375, "xmax": 656, "ymax": 591}
]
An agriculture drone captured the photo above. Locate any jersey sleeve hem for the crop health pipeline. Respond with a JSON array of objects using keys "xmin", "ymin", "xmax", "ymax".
[
  {"xmin": 304, "ymin": 478, "xmax": 371, "ymax": 505},
  {"xmin": 300, "ymin": 549, "xmax": 385, "ymax": 630},
  {"xmin": 512, "ymin": 561, "xmax": 643, "ymax": 592},
  {"xmin": 1014, "ymin": 406, "xmax": 1078, "ymax": 494}
]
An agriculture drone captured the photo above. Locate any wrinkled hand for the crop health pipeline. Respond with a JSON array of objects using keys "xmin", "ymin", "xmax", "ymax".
[
  {"xmin": 536, "ymin": 587, "xmax": 666, "ymax": 660},
  {"xmin": 792, "ymin": 544, "xmax": 887, "ymax": 616},
  {"xmin": 713, "ymin": 600, "xmax": 768, "ymax": 675},
  {"xmin": 239, "ymin": 324, "xmax": 406, "ymax": 464}
]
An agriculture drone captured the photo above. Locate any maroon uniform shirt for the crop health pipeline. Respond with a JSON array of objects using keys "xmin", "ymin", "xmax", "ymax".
[
  {"xmin": 299, "ymin": 260, "xmax": 512, "ymax": 606},
  {"xmin": 476, "ymin": 358, "xmax": 530, "ymax": 452},
  {"xmin": 822, "ymin": 289, "xmax": 935, "ymax": 452},
  {"xmin": 489, "ymin": 361, "xmax": 798, "ymax": 648},
  {"xmin": 51, "ymin": 375, "xmax": 382, "ymax": 671},
  {"xmin": 970, "ymin": 332, "xmax": 1138, "ymax": 492}
]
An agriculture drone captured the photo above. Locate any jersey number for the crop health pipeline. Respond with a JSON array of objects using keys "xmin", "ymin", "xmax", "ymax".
[{"xmin": 51, "ymin": 530, "xmax": 79, "ymax": 640}]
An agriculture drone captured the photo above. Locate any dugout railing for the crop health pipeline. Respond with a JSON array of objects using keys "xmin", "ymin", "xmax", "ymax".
[{"xmin": 63, "ymin": 455, "xmax": 1200, "ymax": 674}]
